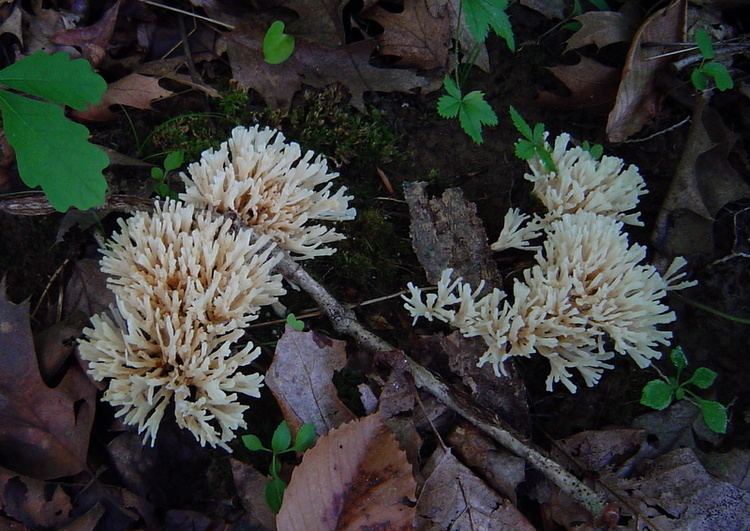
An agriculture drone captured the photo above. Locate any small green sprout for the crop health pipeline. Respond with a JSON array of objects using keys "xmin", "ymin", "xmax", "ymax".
[
  {"xmin": 690, "ymin": 29, "xmax": 733, "ymax": 92},
  {"xmin": 242, "ymin": 421, "xmax": 316, "ymax": 513},
  {"xmin": 150, "ymin": 150, "xmax": 183, "ymax": 199},
  {"xmin": 508, "ymin": 105, "xmax": 556, "ymax": 173},
  {"xmin": 581, "ymin": 141, "xmax": 603, "ymax": 160},
  {"xmin": 437, "ymin": 77, "xmax": 498, "ymax": 144},
  {"xmin": 286, "ymin": 313, "xmax": 305, "ymax": 332},
  {"xmin": 641, "ymin": 346, "xmax": 728, "ymax": 434},
  {"xmin": 263, "ymin": 20, "xmax": 295, "ymax": 65}
]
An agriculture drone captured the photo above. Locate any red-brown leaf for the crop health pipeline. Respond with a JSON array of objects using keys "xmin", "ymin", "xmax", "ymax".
[{"xmin": 277, "ymin": 414, "xmax": 416, "ymax": 530}]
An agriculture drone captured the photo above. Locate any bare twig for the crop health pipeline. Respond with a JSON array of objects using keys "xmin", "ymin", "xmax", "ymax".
[
  {"xmin": 271, "ymin": 248, "xmax": 608, "ymax": 517},
  {"xmin": 139, "ymin": 0, "xmax": 235, "ymax": 30},
  {"xmin": 0, "ymin": 193, "xmax": 153, "ymax": 216}
]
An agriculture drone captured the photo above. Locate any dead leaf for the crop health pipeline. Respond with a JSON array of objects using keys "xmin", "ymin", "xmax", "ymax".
[
  {"xmin": 538, "ymin": 56, "xmax": 621, "ymax": 111},
  {"xmin": 606, "ymin": 0, "xmax": 687, "ymax": 142},
  {"xmin": 0, "ymin": 6, "xmax": 23, "ymax": 44},
  {"xmin": 277, "ymin": 414, "xmax": 416, "ymax": 530},
  {"xmin": 416, "ymin": 447, "xmax": 534, "ymax": 530},
  {"xmin": 58, "ymin": 503, "xmax": 105, "ymax": 531},
  {"xmin": 0, "ymin": 467, "xmax": 72, "ymax": 528},
  {"xmin": 430, "ymin": 0, "xmax": 489, "ymax": 71},
  {"xmin": 652, "ymin": 98, "xmax": 750, "ymax": 259},
  {"xmin": 365, "ymin": 0, "xmax": 451, "ymax": 70},
  {"xmin": 231, "ymin": 458, "xmax": 277, "ymax": 531},
  {"xmin": 266, "ymin": 327, "xmax": 355, "ymax": 435},
  {"xmin": 62, "ymin": 259, "xmax": 116, "ymax": 320},
  {"xmin": 615, "ymin": 448, "xmax": 750, "ymax": 530},
  {"xmin": 565, "ymin": 10, "xmax": 640, "ymax": 52},
  {"xmin": 282, "ymin": 0, "xmax": 347, "ymax": 47},
  {"xmin": 0, "ymin": 282, "xmax": 96, "ymax": 479},
  {"xmin": 554, "ymin": 428, "xmax": 647, "ymax": 472},
  {"xmin": 74, "ymin": 73, "xmax": 174, "ymax": 122},
  {"xmin": 21, "ymin": 2, "xmax": 70, "ymax": 55},
  {"xmin": 447, "ymin": 423, "xmax": 526, "ymax": 504},
  {"xmin": 403, "ymin": 181, "xmax": 502, "ymax": 287},
  {"xmin": 225, "ymin": 22, "xmax": 430, "ymax": 111},
  {"xmin": 50, "ymin": 1, "xmax": 120, "ymax": 66},
  {"xmin": 519, "ymin": 0, "xmax": 566, "ymax": 20}
]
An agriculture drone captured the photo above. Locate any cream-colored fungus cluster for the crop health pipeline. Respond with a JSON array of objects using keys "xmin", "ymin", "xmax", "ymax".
[
  {"xmin": 404, "ymin": 133, "xmax": 695, "ymax": 393},
  {"xmin": 79, "ymin": 126, "xmax": 354, "ymax": 449}
]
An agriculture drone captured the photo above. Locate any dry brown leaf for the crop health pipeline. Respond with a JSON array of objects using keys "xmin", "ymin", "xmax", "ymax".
[
  {"xmin": 429, "ymin": 0, "xmax": 489, "ymax": 71},
  {"xmin": 606, "ymin": 0, "xmax": 686, "ymax": 142},
  {"xmin": 653, "ymin": 99, "xmax": 750, "ymax": 258},
  {"xmin": 266, "ymin": 327, "xmax": 355, "ymax": 435},
  {"xmin": 416, "ymin": 447, "xmax": 534, "ymax": 530},
  {"xmin": 225, "ymin": 21, "xmax": 430, "ymax": 111},
  {"xmin": 365, "ymin": 0, "xmax": 451, "ymax": 70},
  {"xmin": 21, "ymin": 2, "xmax": 69, "ymax": 55},
  {"xmin": 231, "ymin": 459, "xmax": 276, "ymax": 531},
  {"xmin": 0, "ymin": 282, "xmax": 96, "ymax": 480},
  {"xmin": 277, "ymin": 414, "xmax": 416, "ymax": 530},
  {"xmin": 74, "ymin": 73, "xmax": 174, "ymax": 122},
  {"xmin": 538, "ymin": 56, "xmax": 621, "ymax": 111},
  {"xmin": 282, "ymin": 0, "xmax": 347, "ymax": 47},
  {"xmin": 0, "ymin": 6, "xmax": 23, "ymax": 45},
  {"xmin": 50, "ymin": 1, "xmax": 120, "ymax": 66},
  {"xmin": 614, "ymin": 448, "xmax": 750, "ymax": 530},
  {"xmin": 554, "ymin": 428, "xmax": 647, "ymax": 472},
  {"xmin": 519, "ymin": 0, "xmax": 566, "ymax": 20},
  {"xmin": 0, "ymin": 466, "xmax": 72, "ymax": 528},
  {"xmin": 565, "ymin": 10, "xmax": 640, "ymax": 52}
]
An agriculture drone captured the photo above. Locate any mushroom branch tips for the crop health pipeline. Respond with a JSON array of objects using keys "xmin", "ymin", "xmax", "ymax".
[
  {"xmin": 404, "ymin": 130, "xmax": 697, "ymax": 393},
  {"xmin": 79, "ymin": 200, "xmax": 286, "ymax": 450},
  {"xmin": 180, "ymin": 125, "xmax": 356, "ymax": 260}
]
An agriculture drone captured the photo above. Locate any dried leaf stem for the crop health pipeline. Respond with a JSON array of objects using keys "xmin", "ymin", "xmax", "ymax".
[{"xmin": 272, "ymin": 247, "xmax": 608, "ymax": 518}]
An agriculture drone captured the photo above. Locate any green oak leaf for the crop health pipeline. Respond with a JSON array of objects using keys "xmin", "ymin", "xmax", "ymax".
[
  {"xmin": 0, "ymin": 90, "xmax": 108, "ymax": 211},
  {"xmin": 0, "ymin": 51, "xmax": 106, "ymax": 111},
  {"xmin": 263, "ymin": 20, "xmax": 295, "ymax": 65}
]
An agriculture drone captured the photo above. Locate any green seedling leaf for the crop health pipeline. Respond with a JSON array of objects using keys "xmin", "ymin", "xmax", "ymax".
[
  {"xmin": 265, "ymin": 476, "xmax": 286, "ymax": 514},
  {"xmin": 581, "ymin": 141, "xmax": 603, "ymax": 160},
  {"xmin": 675, "ymin": 387, "xmax": 685, "ymax": 400},
  {"xmin": 263, "ymin": 20, "xmax": 295, "ymax": 65},
  {"xmin": 437, "ymin": 93, "xmax": 461, "ymax": 119},
  {"xmin": 458, "ymin": 90, "xmax": 498, "ymax": 144},
  {"xmin": 163, "ymin": 150, "xmax": 184, "ymax": 172},
  {"xmin": 242, "ymin": 434, "xmax": 266, "ymax": 452},
  {"xmin": 670, "ymin": 346, "xmax": 688, "ymax": 371},
  {"xmin": 691, "ymin": 68, "xmax": 710, "ymax": 91},
  {"xmin": 271, "ymin": 421, "xmax": 292, "ymax": 452},
  {"xmin": 698, "ymin": 399, "xmax": 728, "ymax": 434},
  {"xmin": 588, "ymin": 0, "xmax": 611, "ymax": 10},
  {"xmin": 151, "ymin": 167, "xmax": 164, "ymax": 180},
  {"xmin": 286, "ymin": 313, "xmax": 305, "ymax": 332},
  {"xmin": 515, "ymin": 139, "xmax": 536, "ymax": 160},
  {"xmin": 442, "ymin": 76, "xmax": 461, "ymax": 100},
  {"xmin": 462, "ymin": 0, "xmax": 514, "ymax": 51},
  {"xmin": 0, "ymin": 51, "xmax": 106, "ymax": 111},
  {"xmin": 694, "ymin": 29, "xmax": 714, "ymax": 60},
  {"xmin": 641, "ymin": 379, "xmax": 674, "ymax": 410},
  {"xmin": 0, "ymin": 90, "xmax": 108, "ymax": 211},
  {"xmin": 702, "ymin": 62, "xmax": 734, "ymax": 91},
  {"xmin": 537, "ymin": 147, "xmax": 556, "ymax": 174},
  {"xmin": 686, "ymin": 367, "xmax": 717, "ymax": 389},
  {"xmin": 269, "ymin": 456, "xmax": 281, "ymax": 477},
  {"xmin": 293, "ymin": 423, "xmax": 316, "ymax": 452},
  {"xmin": 508, "ymin": 105, "xmax": 532, "ymax": 140}
]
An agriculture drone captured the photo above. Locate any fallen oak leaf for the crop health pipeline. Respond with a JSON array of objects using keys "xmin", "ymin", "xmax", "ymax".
[
  {"xmin": 281, "ymin": 0, "xmax": 348, "ymax": 47},
  {"xmin": 266, "ymin": 327, "xmax": 355, "ymax": 435},
  {"xmin": 225, "ymin": 22, "xmax": 431, "ymax": 111},
  {"xmin": 0, "ymin": 466, "xmax": 73, "ymax": 528},
  {"xmin": 565, "ymin": 9, "xmax": 640, "ymax": 53},
  {"xmin": 50, "ymin": 1, "xmax": 120, "ymax": 67},
  {"xmin": 277, "ymin": 414, "xmax": 416, "ymax": 530},
  {"xmin": 0, "ymin": 281, "xmax": 96, "ymax": 479},
  {"xmin": 537, "ymin": 56, "xmax": 620, "ymax": 111},
  {"xmin": 74, "ymin": 73, "xmax": 175, "ymax": 121},
  {"xmin": 364, "ymin": 0, "xmax": 451, "ymax": 70}
]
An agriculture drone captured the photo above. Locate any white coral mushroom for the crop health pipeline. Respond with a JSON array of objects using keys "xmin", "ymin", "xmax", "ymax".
[
  {"xmin": 180, "ymin": 125, "xmax": 356, "ymax": 260},
  {"xmin": 79, "ymin": 200, "xmax": 286, "ymax": 449}
]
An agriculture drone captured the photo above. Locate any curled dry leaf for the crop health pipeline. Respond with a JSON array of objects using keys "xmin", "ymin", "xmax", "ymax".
[
  {"xmin": 74, "ymin": 73, "xmax": 175, "ymax": 122},
  {"xmin": 417, "ymin": 447, "xmax": 534, "ymax": 530},
  {"xmin": 266, "ymin": 327, "xmax": 355, "ymax": 435},
  {"xmin": 365, "ymin": 0, "xmax": 451, "ymax": 70},
  {"xmin": 50, "ymin": 1, "xmax": 120, "ymax": 66},
  {"xmin": 225, "ymin": 21, "xmax": 430, "ymax": 111},
  {"xmin": 0, "ymin": 466, "xmax": 72, "ymax": 528},
  {"xmin": 606, "ymin": 0, "xmax": 687, "ymax": 142},
  {"xmin": 0, "ymin": 282, "xmax": 95, "ymax": 479},
  {"xmin": 277, "ymin": 414, "xmax": 416, "ymax": 530},
  {"xmin": 539, "ymin": 56, "xmax": 621, "ymax": 111}
]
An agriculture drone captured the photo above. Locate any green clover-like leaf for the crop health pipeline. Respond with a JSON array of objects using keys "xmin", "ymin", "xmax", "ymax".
[
  {"xmin": 0, "ymin": 90, "xmax": 108, "ymax": 211},
  {"xmin": 640, "ymin": 379, "xmax": 675, "ymax": 410},
  {"xmin": 698, "ymin": 399, "xmax": 728, "ymax": 434},
  {"xmin": 242, "ymin": 434, "xmax": 266, "ymax": 452},
  {"xmin": 293, "ymin": 423, "xmax": 316, "ymax": 452},
  {"xmin": 271, "ymin": 421, "xmax": 292, "ymax": 453},
  {"xmin": 286, "ymin": 313, "xmax": 305, "ymax": 332},
  {"xmin": 694, "ymin": 29, "xmax": 715, "ymax": 60},
  {"xmin": 265, "ymin": 476, "xmax": 287, "ymax": 514},
  {"xmin": 702, "ymin": 61, "xmax": 734, "ymax": 91},
  {"xmin": 263, "ymin": 20, "xmax": 295, "ymax": 65},
  {"xmin": 691, "ymin": 67, "xmax": 710, "ymax": 91},
  {"xmin": 163, "ymin": 150, "xmax": 184, "ymax": 172}
]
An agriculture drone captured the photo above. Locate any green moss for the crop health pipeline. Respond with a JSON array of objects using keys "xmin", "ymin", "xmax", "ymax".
[{"xmin": 145, "ymin": 113, "xmax": 227, "ymax": 162}]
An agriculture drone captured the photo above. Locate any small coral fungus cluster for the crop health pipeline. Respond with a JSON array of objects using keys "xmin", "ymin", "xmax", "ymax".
[
  {"xmin": 79, "ymin": 126, "xmax": 354, "ymax": 449},
  {"xmin": 404, "ymin": 133, "xmax": 695, "ymax": 393}
]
